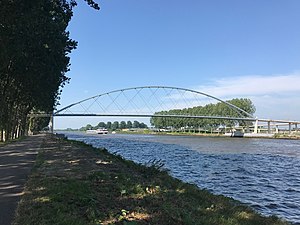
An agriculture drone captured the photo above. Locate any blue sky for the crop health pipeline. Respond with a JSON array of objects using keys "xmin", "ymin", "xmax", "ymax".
[{"xmin": 55, "ymin": 0, "xmax": 300, "ymax": 128}]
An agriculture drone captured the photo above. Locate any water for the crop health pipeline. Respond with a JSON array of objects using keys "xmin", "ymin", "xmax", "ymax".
[{"xmin": 62, "ymin": 132, "xmax": 300, "ymax": 224}]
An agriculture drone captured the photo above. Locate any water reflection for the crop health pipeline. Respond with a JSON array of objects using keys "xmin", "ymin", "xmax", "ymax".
[{"xmin": 63, "ymin": 133, "xmax": 300, "ymax": 224}]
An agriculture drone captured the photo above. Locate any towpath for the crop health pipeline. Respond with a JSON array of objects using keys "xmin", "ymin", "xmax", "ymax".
[{"xmin": 0, "ymin": 134, "xmax": 44, "ymax": 225}]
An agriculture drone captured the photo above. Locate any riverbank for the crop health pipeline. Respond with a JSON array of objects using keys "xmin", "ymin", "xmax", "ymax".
[
  {"xmin": 58, "ymin": 129, "xmax": 300, "ymax": 140},
  {"xmin": 118, "ymin": 130, "xmax": 300, "ymax": 139},
  {"xmin": 13, "ymin": 134, "xmax": 290, "ymax": 225}
]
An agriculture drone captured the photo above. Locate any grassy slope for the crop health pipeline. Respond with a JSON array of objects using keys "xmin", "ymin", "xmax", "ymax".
[{"xmin": 13, "ymin": 135, "xmax": 290, "ymax": 225}]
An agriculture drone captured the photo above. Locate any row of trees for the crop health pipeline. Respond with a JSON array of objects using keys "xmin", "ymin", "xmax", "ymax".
[
  {"xmin": 79, "ymin": 120, "xmax": 148, "ymax": 131},
  {"xmin": 150, "ymin": 98, "xmax": 256, "ymax": 129},
  {"xmin": 0, "ymin": 0, "xmax": 99, "ymax": 141}
]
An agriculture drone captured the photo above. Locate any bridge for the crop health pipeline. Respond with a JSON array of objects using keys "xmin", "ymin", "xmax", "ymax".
[{"xmin": 32, "ymin": 86, "xmax": 300, "ymax": 135}]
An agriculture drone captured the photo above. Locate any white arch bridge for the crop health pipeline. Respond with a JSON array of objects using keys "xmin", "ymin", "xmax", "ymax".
[{"xmin": 32, "ymin": 86, "xmax": 300, "ymax": 135}]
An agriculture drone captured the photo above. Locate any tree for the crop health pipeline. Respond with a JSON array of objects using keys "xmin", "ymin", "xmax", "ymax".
[
  {"xmin": 97, "ymin": 121, "xmax": 106, "ymax": 128},
  {"xmin": 126, "ymin": 121, "xmax": 132, "ymax": 129},
  {"xmin": 139, "ymin": 122, "xmax": 148, "ymax": 128},
  {"xmin": 86, "ymin": 124, "xmax": 93, "ymax": 130},
  {"xmin": 133, "ymin": 121, "xmax": 140, "ymax": 128},
  {"xmin": 1, "ymin": 0, "xmax": 74, "ymax": 140},
  {"xmin": 111, "ymin": 121, "xmax": 119, "ymax": 130},
  {"xmin": 0, "ymin": 0, "xmax": 99, "ymax": 141},
  {"xmin": 29, "ymin": 116, "xmax": 50, "ymax": 133},
  {"xmin": 106, "ymin": 121, "xmax": 112, "ymax": 129},
  {"xmin": 120, "ymin": 121, "xmax": 126, "ymax": 129},
  {"xmin": 150, "ymin": 98, "xmax": 255, "ymax": 129}
]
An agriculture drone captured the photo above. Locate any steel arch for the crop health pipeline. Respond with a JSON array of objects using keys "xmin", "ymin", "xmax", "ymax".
[{"xmin": 54, "ymin": 86, "xmax": 254, "ymax": 118}]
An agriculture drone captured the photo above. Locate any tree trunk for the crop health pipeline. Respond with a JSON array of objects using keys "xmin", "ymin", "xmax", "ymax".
[{"xmin": 0, "ymin": 129, "xmax": 3, "ymax": 142}]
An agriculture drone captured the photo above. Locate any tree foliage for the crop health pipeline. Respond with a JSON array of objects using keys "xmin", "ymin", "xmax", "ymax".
[
  {"xmin": 79, "ymin": 120, "xmax": 148, "ymax": 131},
  {"xmin": 150, "ymin": 98, "xmax": 256, "ymax": 129},
  {"xmin": 0, "ymin": 0, "xmax": 99, "ymax": 141}
]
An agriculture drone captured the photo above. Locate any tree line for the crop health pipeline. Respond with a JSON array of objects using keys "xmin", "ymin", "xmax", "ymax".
[
  {"xmin": 79, "ymin": 120, "xmax": 148, "ymax": 131},
  {"xmin": 150, "ymin": 98, "xmax": 255, "ymax": 129},
  {"xmin": 0, "ymin": 0, "xmax": 99, "ymax": 142}
]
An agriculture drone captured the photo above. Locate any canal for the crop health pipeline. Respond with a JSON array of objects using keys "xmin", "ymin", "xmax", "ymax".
[{"xmin": 62, "ymin": 132, "xmax": 300, "ymax": 224}]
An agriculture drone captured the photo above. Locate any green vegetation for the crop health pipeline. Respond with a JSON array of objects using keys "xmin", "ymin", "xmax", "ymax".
[
  {"xmin": 13, "ymin": 135, "xmax": 289, "ymax": 225},
  {"xmin": 274, "ymin": 132, "xmax": 300, "ymax": 139},
  {"xmin": 79, "ymin": 120, "xmax": 148, "ymax": 131},
  {"xmin": 0, "ymin": 0, "xmax": 99, "ymax": 142},
  {"xmin": 151, "ymin": 98, "xmax": 255, "ymax": 129}
]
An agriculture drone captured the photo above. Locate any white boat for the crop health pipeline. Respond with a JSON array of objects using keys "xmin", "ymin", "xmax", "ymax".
[
  {"xmin": 96, "ymin": 128, "xmax": 108, "ymax": 134},
  {"xmin": 86, "ymin": 128, "xmax": 108, "ymax": 134}
]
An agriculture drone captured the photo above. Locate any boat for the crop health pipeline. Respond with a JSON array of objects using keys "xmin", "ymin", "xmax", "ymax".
[
  {"xmin": 224, "ymin": 130, "xmax": 244, "ymax": 137},
  {"xmin": 96, "ymin": 128, "xmax": 108, "ymax": 134},
  {"xmin": 86, "ymin": 128, "xmax": 108, "ymax": 134}
]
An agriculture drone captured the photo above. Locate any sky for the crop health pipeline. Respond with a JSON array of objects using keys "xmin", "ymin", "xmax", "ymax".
[{"xmin": 55, "ymin": 0, "xmax": 300, "ymax": 129}]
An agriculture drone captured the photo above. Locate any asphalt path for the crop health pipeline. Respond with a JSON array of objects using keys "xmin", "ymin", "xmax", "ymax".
[{"xmin": 0, "ymin": 134, "xmax": 44, "ymax": 225}]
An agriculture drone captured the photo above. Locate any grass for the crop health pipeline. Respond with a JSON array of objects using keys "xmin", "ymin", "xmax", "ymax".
[
  {"xmin": 274, "ymin": 132, "xmax": 300, "ymax": 139},
  {"xmin": 13, "ymin": 135, "xmax": 290, "ymax": 225}
]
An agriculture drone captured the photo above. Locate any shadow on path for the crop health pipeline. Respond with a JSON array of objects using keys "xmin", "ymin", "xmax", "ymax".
[{"xmin": 0, "ymin": 134, "xmax": 45, "ymax": 225}]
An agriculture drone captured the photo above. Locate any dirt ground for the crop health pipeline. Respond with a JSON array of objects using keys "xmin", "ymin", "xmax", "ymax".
[{"xmin": 0, "ymin": 135, "xmax": 44, "ymax": 225}]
